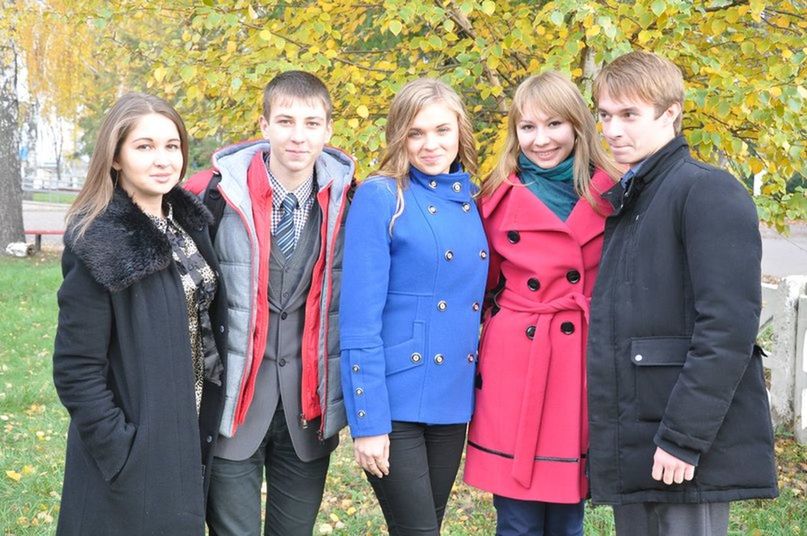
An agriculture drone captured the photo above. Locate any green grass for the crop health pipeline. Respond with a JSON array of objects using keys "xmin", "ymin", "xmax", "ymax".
[
  {"xmin": 1, "ymin": 254, "xmax": 805, "ymax": 535},
  {"xmin": 0, "ymin": 254, "xmax": 66, "ymax": 535},
  {"xmin": 28, "ymin": 192, "xmax": 77, "ymax": 205}
]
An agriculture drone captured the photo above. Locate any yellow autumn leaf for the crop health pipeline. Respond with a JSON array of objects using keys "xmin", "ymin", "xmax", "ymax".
[
  {"xmin": 388, "ymin": 19, "xmax": 403, "ymax": 36},
  {"xmin": 6, "ymin": 470, "xmax": 21, "ymax": 482},
  {"xmin": 356, "ymin": 105, "xmax": 369, "ymax": 118},
  {"xmin": 21, "ymin": 465, "xmax": 34, "ymax": 475},
  {"xmin": 586, "ymin": 24, "xmax": 601, "ymax": 38},
  {"xmin": 637, "ymin": 30, "xmax": 652, "ymax": 44}
]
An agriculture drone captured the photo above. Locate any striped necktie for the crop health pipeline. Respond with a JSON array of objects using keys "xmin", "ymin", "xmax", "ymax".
[{"xmin": 275, "ymin": 193, "xmax": 298, "ymax": 260}]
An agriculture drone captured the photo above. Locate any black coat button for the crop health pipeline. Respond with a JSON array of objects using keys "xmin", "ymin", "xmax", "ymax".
[
  {"xmin": 280, "ymin": 311, "xmax": 288, "ymax": 320},
  {"xmin": 279, "ymin": 358, "xmax": 287, "ymax": 366},
  {"xmin": 527, "ymin": 278, "xmax": 540, "ymax": 291},
  {"xmin": 560, "ymin": 322, "xmax": 575, "ymax": 335},
  {"xmin": 566, "ymin": 270, "xmax": 581, "ymax": 284},
  {"xmin": 525, "ymin": 325, "xmax": 536, "ymax": 339},
  {"xmin": 507, "ymin": 230, "xmax": 520, "ymax": 244}
]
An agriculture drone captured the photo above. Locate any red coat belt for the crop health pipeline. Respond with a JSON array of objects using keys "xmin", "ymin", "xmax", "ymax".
[{"xmin": 494, "ymin": 290, "xmax": 590, "ymax": 488}]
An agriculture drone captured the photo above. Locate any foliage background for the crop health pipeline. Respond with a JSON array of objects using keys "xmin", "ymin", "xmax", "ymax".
[{"xmin": 12, "ymin": 0, "xmax": 807, "ymax": 230}]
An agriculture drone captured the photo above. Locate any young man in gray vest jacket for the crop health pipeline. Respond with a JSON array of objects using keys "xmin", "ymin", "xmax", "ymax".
[
  {"xmin": 186, "ymin": 71, "xmax": 355, "ymax": 536},
  {"xmin": 586, "ymin": 51, "xmax": 777, "ymax": 536}
]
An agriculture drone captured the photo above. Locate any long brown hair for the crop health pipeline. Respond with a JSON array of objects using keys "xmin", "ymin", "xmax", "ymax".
[
  {"xmin": 481, "ymin": 71, "xmax": 620, "ymax": 204},
  {"xmin": 372, "ymin": 78, "xmax": 477, "ymax": 232},
  {"xmin": 66, "ymin": 93, "xmax": 189, "ymax": 239}
]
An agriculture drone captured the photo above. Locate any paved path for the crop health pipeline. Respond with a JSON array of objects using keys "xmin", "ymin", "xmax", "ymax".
[
  {"xmin": 21, "ymin": 201, "xmax": 807, "ymax": 277},
  {"xmin": 22, "ymin": 201, "xmax": 69, "ymax": 248}
]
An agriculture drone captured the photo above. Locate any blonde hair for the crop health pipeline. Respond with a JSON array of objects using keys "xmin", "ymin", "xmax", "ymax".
[
  {"xmin": 593, "ymin": 51, "xmax": 684, "ymax": 134},
  {"xmin": 66, "ymin": 93, "xmax": 189, "ymax": 239},
  {"xmin": 482, "ymin": 71, "xmax": 620, "ymax": 204},
  {"xmin": 373, "ymin": 78, "xmax": 477, "ymax": 232}
]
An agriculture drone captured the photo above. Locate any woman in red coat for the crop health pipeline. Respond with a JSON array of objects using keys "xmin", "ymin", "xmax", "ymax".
[{"xmin": 464, "ymin": 72, "xmax": 620, "ymax": 535}]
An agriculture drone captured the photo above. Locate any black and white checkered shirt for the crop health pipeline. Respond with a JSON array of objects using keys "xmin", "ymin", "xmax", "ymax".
[{"xmin": 267, "ymin": 159, "xmax": 316, "ymax": 244}]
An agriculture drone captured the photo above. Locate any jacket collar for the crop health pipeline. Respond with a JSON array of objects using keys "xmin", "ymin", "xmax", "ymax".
[
  {"xmin": 66, "ymin": 186, "xmax": 213, "ymax": 292},
  {"xmin": 630, "ymin": 135, "xmax": 688, "ymax": 187},
  {"xmin": 603, "ymin": 135, "xmax": 688, "ymax": 214},
  {"xmin": 480, "ymin": 168, "xmax": 614, "ymax": 244}
]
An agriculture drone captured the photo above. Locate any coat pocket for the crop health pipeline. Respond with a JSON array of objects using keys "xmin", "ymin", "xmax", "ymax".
[
  {"xmin": 384, "ymin": 321, "xmax": 426, "ymax": 376},
  {"xmin": 630, "ymin": 337, "xmax": 690, "ymax": 421}
]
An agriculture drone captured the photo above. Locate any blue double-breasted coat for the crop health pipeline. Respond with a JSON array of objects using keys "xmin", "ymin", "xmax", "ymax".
[{"xmin": 340, "ymin": 166, "xmax": 489, "ymax": 437}]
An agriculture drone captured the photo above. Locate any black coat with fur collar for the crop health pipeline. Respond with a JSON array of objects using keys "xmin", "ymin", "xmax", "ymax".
[{"xmin": 53, "ymin": 187, "xmax": 227, "ymax": 536}]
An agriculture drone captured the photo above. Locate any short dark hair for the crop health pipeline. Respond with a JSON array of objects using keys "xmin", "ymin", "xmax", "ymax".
[
  {"xmin": 262, "ymin": 71, "xmax": 333, "ymax": 120},
  {"xmin": 594, "ymin": 51, "xmax": 684, "ymax": 134}
]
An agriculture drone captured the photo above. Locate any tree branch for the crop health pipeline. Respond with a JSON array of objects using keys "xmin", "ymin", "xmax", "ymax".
[{"xmin": 703, "ymin": 0, "xmax": 748, "ymax": 13}]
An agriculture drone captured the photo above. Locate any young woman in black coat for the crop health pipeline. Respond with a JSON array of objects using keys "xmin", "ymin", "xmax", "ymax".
[{"xmin": 52, "ymin": 93, "xmax": 227, "ymax": 535}]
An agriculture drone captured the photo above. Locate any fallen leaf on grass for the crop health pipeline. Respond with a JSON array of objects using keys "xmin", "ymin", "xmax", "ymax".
[
  {"xmin": 25, "ymin": 403, "xmax": 45, "ymax": 416},
  {"xmin": 6, "ymin": 470, "xmax": 22, "ymax": 482},
  {"xmin": 35, "ymin": 511, "xmax": 54, "ymax": 524}
]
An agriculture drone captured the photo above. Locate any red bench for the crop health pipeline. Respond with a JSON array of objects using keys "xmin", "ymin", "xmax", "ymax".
[{"xmin": 24, "ymin": 230, "xmax": 64, "ymax": 252}]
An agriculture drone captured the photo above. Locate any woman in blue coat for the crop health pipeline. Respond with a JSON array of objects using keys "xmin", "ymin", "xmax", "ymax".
[{"xmin": 340, "ymin": 78, "xmax": 488, "ymax": 535}]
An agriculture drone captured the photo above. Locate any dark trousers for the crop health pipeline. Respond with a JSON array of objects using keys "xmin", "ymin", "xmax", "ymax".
[
  {"xmin": 365, "ymin": 421, "xmax": 467, "ymax": 536},
  {"xmin": 206, "ymin": 405, "xmax": 330, "ymax": 536},
  {"xmin": 612, "ymin": 502, "xmax": 730, "ymax": 536},
  {"xmin": 493, "ymin": 496, "xmax": 584, "ymax": 536}
]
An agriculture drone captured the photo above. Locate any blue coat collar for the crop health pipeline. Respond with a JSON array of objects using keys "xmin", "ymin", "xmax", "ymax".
[{"xmin": 409, "ymin": 164, "xmax": 474, "ymax": 202}]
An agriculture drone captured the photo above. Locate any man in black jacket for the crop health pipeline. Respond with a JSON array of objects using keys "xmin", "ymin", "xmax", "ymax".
[{"xmin": 587, "ymin": 51, "xmax": 777, "ymax": 536}]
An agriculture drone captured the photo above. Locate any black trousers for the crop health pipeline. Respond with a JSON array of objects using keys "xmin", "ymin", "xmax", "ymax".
[
  {"xmin": 612, "ymin": 502, "xmax": 730, "ymax": 536},
  {"xmin": 206, "ymin": 405, "xmax": 330, "ymax": 536},
  {"xmin": 365, "ymin": 421, "xmax": 467, "ymax": 536}
]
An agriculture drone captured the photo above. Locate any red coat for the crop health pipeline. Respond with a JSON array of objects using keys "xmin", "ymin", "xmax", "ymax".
[{"xmin": 464, "ymin": 169, "xmax": 613, "ymax": 502}]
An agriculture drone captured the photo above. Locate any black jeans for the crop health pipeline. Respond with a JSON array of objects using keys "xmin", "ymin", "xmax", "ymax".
[
  {"xmin": 493, "ymin": 496, "xmax": 584, "ymax": 536},
  {"xmin": 206, "ymin": 405, "xmax": 330, "ymax": 536},
  {"xmin": 365, "ymin": 421, "xmax": 467, "ymax": 536}
]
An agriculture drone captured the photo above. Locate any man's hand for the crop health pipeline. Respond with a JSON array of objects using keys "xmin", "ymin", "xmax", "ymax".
[
  {"xmin": 353, "ymin": 434, "xmax": 390, "ymax": 478},
  {"xmin": 652, "ymin": 447, "xmax": 695, "ymax": 485}
]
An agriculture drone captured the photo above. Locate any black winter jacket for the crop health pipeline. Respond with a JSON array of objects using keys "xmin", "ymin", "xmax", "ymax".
[
  {"xmin": 586, "ymin": 136, "xmax": 778, "ymax": 505},
  {"xmin": 53, "ymin": 187, "xmax": 228, "ymax": 535}
]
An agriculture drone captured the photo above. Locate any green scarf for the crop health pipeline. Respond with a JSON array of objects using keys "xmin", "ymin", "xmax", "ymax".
[{"xmin": 518, "ymin": 152, "xmax": 579, "ymax": 221}]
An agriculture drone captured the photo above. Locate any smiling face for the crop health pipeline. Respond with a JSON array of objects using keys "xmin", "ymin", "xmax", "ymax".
[
  {"xmin": 113, "ymin": 112, "xmax": 183, "ymax": 216},
  {"xmin": 597, "ymin": 89, "xmax": 680, "ymax": 166},
  {"xmin": 405, "ymin": 101, "xmax": 460, "ymax": 176},
  {"xmin": 516, "ymin": 107, "xmax": 576, "ymax": 169},
  {"xmin": 260, "ymin": 97, "xmax": 332, "ymax": 190}
]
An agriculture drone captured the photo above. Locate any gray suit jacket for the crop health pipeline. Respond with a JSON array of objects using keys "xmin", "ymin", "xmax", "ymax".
[{"xmin": 214, "ymin": 208, "xmax": 338, "ymax": 462}]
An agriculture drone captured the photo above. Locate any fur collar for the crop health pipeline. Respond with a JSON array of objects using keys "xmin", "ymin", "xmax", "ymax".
[{"xmin": 66, "ymin": 186, "xmax": 213, "ymax": 292}]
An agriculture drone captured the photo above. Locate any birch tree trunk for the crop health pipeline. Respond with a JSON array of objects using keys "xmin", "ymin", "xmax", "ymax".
[{"xmin": 0, "ymin": 43, "xmax": 24, "ymax": 249}]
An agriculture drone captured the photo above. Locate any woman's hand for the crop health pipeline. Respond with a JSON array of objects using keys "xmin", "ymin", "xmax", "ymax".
[{"xmin": 353, "ymin": 434, "xmax": 390, "ymax": 478}]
